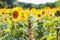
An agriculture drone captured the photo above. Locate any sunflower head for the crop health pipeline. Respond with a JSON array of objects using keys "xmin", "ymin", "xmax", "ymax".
[
  {"xmin": 1, "ymin": 8, "xmax": 9, "ymax": 16},
  {"xmin": 50, "ymin": 14, "xmax": 53, "ymax": 16},
  {"xmin": 4, "ymin": 18, "xmax": 7, "ymax": 21},
  {"xmin": 3, "ymin": 18, "xmax": 8, "ymax": 22},
  {"xmin": 49, "ymin": 13, "xmax": 54, "ymax": 17},
  {"xmin": 50, "ymin": 14, "xmax": 52, "ymax": 16},
  {"xmin": 41, "ymin": 9, "xmax": 48, "ymax": 17},
  {"xmin": 12, "ymin": 11, "xmax": 19, "ymax": 18},
  {"xmin": 37, "ymin": 14, "xmax": 41, "ymax": 17},
  {"xmin": 42, "ymin": 11, "xmax": 45, "ymax": 15},
  {"xmin": 35, "ymin": 13, "xmax": 42, "ymax": 20},
  {"xmin": 11, "ymin": 9, "xmax": 21, "ymax": 21}
]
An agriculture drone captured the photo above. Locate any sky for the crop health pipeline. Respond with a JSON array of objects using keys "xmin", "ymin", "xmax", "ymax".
[{"xmin": 18, "ymin": 0, "xmax": 57, "ymax": 4}]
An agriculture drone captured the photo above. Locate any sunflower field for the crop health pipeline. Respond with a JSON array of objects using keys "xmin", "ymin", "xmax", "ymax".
[{"xmin": 0, "ymin": 7, "xmax": 60, "ymax": 40}]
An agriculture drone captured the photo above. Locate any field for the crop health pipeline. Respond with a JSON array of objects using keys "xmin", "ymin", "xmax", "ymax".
[{"xmin": 0, "ymin": 7, "xmax": 60, "ymax": 40}]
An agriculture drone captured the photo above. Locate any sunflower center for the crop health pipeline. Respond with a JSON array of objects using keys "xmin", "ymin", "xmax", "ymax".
[
  {"xmin": 22, "ymin": 16, "xmax": 25, "ymax": 18},
  {"xmin": 12, "ymin": 11, "xmax": 19, "ymax": 18},
  {"xmin": 6, "ymin": 13, "xmax": 8, "ymax": 14},
  {"xmin": 4, "ymin": 18, "xmax": 7, "ymax": 21},
  {"xmin": 42, "ymin": 11, "xmax": 45, "ymax": 15},
  {"xmin": 38, "ymin": 14, "xmax": 41, "ymax": 17},
  {"xmin": 50, "ymin": 14, "xmax": 52, "ymax": 16},
  {"xmin": 2, "ymin": 12, "xmax": 4, "ymax": 14}
]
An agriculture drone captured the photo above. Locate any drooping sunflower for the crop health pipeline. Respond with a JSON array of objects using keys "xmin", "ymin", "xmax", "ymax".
[{"xmin": 11, "ymin": 9, "xmax": 21, "ymax": 21}]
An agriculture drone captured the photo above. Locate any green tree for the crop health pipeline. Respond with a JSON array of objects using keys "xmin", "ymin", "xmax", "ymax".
[{"xmin": 39, "ymin": 4, "xmax": 46, "ymax": 9}]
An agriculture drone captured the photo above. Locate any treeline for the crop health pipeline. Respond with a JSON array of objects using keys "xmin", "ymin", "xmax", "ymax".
[
  {"xmin": 0, "ymin": 0, "xmax": 60, "ymax": 9},
  {"xmin": 0, "ymin": 0, "xmax": 18, "ymax": 8},
  {"xmin": 18, "ymin": 2, "xmax": 56, "ymax": 9},
  {"xmin": 18, "ymin": 0, "xmax": 60, "ymax": 9}
]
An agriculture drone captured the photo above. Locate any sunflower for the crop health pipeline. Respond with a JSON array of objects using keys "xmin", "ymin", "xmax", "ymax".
[
  {"xmin": 21, "ymin": 9, "xmax": 29, "ymax": 21},
  {"xmin": 52, "ymin": 8, "xmax": 57, "ymax": 13},
  {"xmin": 11, "ymin": 9, "xmax": 21, "ymax": 21},
  {"xmin": 42, "ymin": 11, "xmax": 45, "ymax": 15},
  {"xmin": 48, "ymin": 12, "xmax": 55, "ymax": 17},
  {"xmin": 36, "ymin": 13, "xmax": 42, "ymax": 19},
  {"xmin": 31, "ymin": 8, "xmax": 42, "ymax": 19},
  {"xmin": 3, "ymin": 18, "xmax": 8, "ymax": 22},
  {"xmin": 31, "ymin": 8, "xmax": 37, "ymax": 15},
  {"xmin": 41, "ymin": 9, "xmax": 48, "ymax": 17},
  {"xmin": 31, "ymin": 8, "xmax": 37, "ymax": 16},
  {"xmin": 21, "ymin": 13, "xmax": 27, "ymax": 21},
  {"xmin": 1, "ymin": 8, "xmax": 9, "ymax": 16},
  {"xmin": 48, "ymin": 10, "xmax": 55, "ymax": 17},
  {"xmin": 49, "ymin": 8, "xmax": 56, "ymax": 15},
  {"xmin": 34, "ymin": 10, "xmax": 42, "ymax": 19}
]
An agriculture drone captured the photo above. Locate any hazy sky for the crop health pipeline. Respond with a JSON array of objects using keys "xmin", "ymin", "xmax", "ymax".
[{"xmin": 18, "ymin": 0, "xmax": 57, "ymax": 4}]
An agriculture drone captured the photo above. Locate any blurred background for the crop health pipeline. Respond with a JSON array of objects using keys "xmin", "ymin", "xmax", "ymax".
[{"xmin": 0, "ymin": 0, "xmax": 60, "ymax": 9}]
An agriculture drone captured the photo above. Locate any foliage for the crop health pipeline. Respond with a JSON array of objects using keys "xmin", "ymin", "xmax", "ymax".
[
  {"xmin": 0, "ymin": 0, "xmax": 60, "ymax": 9},
  {"xmin": 0, "ymin": 7, "xmax": 60, "ymax": 40},
  {"xmin": 0, "ymin": 0, "xmax": 60, "ymax": 40}
]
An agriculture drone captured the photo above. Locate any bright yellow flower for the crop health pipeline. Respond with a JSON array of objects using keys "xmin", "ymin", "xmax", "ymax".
[
  {"xmin": 31, "ymin": 8, "xmax": 37, "ymax": 15},
  {"xmin": 52, "ymin": 8, "xmax": 57, "ymax": 12},
  {"xmin": 1, "ymin": 8, "xmax": 9, "ymax": 16},
  {"xmin": 21, "ymin": 13, "xmax": 27, "ymax": 21},
  {"xmin": 25, "ymin": 8, "xmax": 30, "ymax": 15},
  {"xmin": 31, "ymin": 8, "xmax": 42, "ymax": 19},
  {"xmin": 41, "ymin": 9, "xmax": 48, "ymax": 17},
  {"xmin": 3, "ymin": 18, "xmax": 8, "ymax": 22},
  {"xmin": 34, "ymin": 10, "xmax": 42, "ymax": 19},
  {"xmin": 11, "ymin": 9, "xmax": 21, "ymax": 21},
  {"xmin": 48, "ymin": 12, "xmax": 55, "ymax": 17},
  {"xmin": 21, "ymin": 8, "xmax": 30, "ymax": 21},
  {"xmin": 13, "ymin": 7, "xmax": 23, "ymax": 13},
  {"xmin": 50, "ymin": 8, "xmax": 57, "ymax": 14},
  {"xmin": 47, "ymin": 9, "xmax": 55, "ymax": 17},
  {"xmin": 36, "ymin": 13, "xmax": 42, "ymax": 19}
]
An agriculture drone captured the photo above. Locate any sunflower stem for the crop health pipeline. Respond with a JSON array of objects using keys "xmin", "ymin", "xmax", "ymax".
[{"xmin": 28, "ymin": 19, "xmax": 34, "ymax": 40}]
